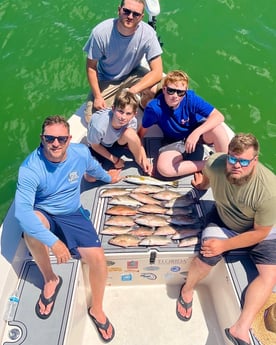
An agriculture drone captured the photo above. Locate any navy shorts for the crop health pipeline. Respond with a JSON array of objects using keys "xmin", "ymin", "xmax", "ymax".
[
  {"xmin": 199, "ymin": 206, "xmax": 276, "ymax": 266},
  {"xmin": 36, "ymin": 206, "xmax": 101, "ymax": 259}
]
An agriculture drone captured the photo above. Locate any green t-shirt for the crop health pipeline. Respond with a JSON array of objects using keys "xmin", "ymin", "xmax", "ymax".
[{"xmin": 203, "ymin": 153, "xmax": 276, "ymax": 232}]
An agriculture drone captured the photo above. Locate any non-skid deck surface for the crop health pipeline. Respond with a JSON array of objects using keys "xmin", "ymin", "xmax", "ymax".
[{"xmin": 82, "ymin": 284, "xmax": 225, "ymax": 345}]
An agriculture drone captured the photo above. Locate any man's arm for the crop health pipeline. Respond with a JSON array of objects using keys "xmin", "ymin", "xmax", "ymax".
[
  {"xmin": 201, "ymin": 223, "xmax": 274, "ymax": 257},
  {"xmin": 86, "ymin": 58, "xmax": 106, "ymax": 110},
  {"xmin": 191, "ymin": 171, "xmax": 210, "ymax": 190}
]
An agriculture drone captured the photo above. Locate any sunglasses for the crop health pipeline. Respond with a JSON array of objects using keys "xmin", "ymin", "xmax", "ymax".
[
  {"xmin": 166, "ymin": 86, "xmax": 187, "ymax": 97},
  {"xmin": 42, "ymin": 135, "xmax": 69, "ymax": 144},
  {"xmin": 121, "ymin": 7, "xmax": 143, "ymax": 18},
  {"xmin": 227, "ymin": 154, "xmax": 255, "ymax": 167}
]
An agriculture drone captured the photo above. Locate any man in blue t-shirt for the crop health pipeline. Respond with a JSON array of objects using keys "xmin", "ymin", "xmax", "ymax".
[
  {"xmin": 15, "ymin": 115, "xmax": 121, "ymax": 342},
  {"xmin": 139, "ymin": 70, "xmax": 232, "ymax": 177},
  {"xmin": 83, "ymin": 0, "xmax": 163, "ymax": 123}
]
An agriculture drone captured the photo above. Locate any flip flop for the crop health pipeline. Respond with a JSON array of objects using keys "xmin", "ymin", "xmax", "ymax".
[
  {"xmin": 225, "ymin": 328, "xmax": 250, "ymax": 345},
  {"xmin": 35, "ymin": 276, "xmax": 63, "ymax": 320},
  {"xmin": 88, "ymin": 308, "xmax": 115, "ymax": 343},
  {"xmin": 176, "ymin": 285, "xmax": 193, "ymax": 321}
]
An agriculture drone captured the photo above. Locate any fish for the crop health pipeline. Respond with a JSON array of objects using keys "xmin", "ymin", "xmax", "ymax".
[
  {"xmin": 128, "ymin": 226, "xmax": 154, "ymax": 237},
  {"xmin": 168, "ymin": 215, "xmax": 198, "ymax": 226},
  {"xmin": 171, "ymin": 228, "xmax": 202, "ymax": 240},
  {"xmin": 108, "ymin": 234, "xmax": 140, "ymax": 247},
  {"xmin": 100, "ymin": 188, "xmax": 131, "ymax": 197},
  {"xmin": 134, "ymin": 215, "xmax": 169, "ymax": 227},
  {"xmin": 108, "ymin": 195, "xmax": 143, "ymax": 207},
  {"xmin": 129, "ymin": 192, "xmax": 161, "ymax": 205},
  {"xmin": 161, "ymin": 194, "xmax": 194, "ymax": 208},
  {"xmin": 154, "ymin": 226, "xmax": 177, "ymax": 236},
  {"xmin": 105, "ymin": 215, "xmax": 135, "ymax": 227},
  {"xmin": 139, "ymin": 235, "xmax": 172, "ymax": 246},
  {"xmin": 152, "ymin": 190, "xmax": 182, "ymax": 201},
  {"xmin": 164, "ymin": 206, "xmax": 194, "ymax": 216},
  {"xmin": 100, "ymin": 226, "xmax": 133, "ymax": 235},
  {"xmin": 131, "ymin": 184, "xmax": 166, "ymax": 194},
  {"xmin": 178, "ymin": 236, "xmax": 200, "ymax": 247},
  {"xmin": 105, "ymin": 205, "xmax": 137, "ymax": 216},
  {"xmin": 138, "ymin": 204, "xmax": 167, "ymax": 214},
  {"xmin": 123, "ymin": 175, "xmax": 179, "ymax": 188}
]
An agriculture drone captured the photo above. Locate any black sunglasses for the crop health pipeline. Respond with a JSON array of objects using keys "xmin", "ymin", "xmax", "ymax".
[
  {"xmin": 121, "ymin": 7, "xmax": 143, "ymax": 18},
  {"xmin": 42, "ymin": 135, "xmax": 69, "ymax": 144},
  {"xmin": 166, "ymin": 86, "xmax": 187, "ymax": 97}
]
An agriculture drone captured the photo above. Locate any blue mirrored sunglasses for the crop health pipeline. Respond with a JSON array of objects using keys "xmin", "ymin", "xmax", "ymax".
[
  {"xmin": 227, "ymin": 154, "xmax": 255, "ymax": 167},
  {"xmin": 42, "ymin": 135, "xmax": 69, "ymax": 144}
]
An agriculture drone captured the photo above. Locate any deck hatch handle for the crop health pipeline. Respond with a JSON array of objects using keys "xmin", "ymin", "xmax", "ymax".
[{"xmin": 149, "ymin": 250, "xmax": 157, "ymax": 264}]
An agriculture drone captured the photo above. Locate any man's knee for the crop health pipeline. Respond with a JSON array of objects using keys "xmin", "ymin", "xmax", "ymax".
[{"xmin": 198, "ymin": 252, "xmax": 223, "ymax": 266}]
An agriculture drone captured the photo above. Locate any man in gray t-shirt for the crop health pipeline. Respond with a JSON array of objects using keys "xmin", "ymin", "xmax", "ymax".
[{"xmin": 83, "ymin": 0, "xmax": 163, "ymax": 123}]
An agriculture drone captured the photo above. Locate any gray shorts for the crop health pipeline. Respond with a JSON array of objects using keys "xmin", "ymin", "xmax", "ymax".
[
  {"xmin": 159, "ymin": 139, "xmax": 212, "ymax": 161},
  {"xmin": 199, "ymin": 208, "xmax": 276, "ymax": 266}
]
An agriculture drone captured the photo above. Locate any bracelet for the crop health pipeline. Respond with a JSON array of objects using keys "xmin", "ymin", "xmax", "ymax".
[{"xmin": 114, "ymin": 157, "xmax": 120, "ymax": 165}]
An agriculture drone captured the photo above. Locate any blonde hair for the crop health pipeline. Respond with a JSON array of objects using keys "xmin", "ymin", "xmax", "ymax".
[
  {"xmin": 163, "ymin": 70, "xmax": 189, "ymax": 87},
  {"xmin": 229, "ymin": 133, "xmax": 259, "ymax": 156}
]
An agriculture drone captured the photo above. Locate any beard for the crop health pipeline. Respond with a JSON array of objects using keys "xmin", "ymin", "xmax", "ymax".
[{"xmin": 226, "ymin": 167, "xmax": 254, "ymax": 186}]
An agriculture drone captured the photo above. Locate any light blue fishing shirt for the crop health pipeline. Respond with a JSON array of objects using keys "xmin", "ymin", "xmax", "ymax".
[{"xmin": 15, "ymin": 143, "xmax": 111, "ymax": 247}]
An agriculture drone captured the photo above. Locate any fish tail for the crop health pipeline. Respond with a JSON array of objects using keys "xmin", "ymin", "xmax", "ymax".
[{"xmin": 171, "ymin": 180, "xmax": 179, "ymax": 188}]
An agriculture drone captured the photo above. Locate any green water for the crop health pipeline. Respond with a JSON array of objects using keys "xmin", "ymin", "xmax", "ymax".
[{"xmin": 1, "ymin": 0, "xmax": 275, "ymax": 222}]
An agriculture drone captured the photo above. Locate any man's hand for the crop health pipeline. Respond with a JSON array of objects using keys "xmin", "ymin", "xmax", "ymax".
[
  {"xmin": 191, "ymin": 171, "xmax": 209, "ymax": 190},
  {"xmin": 200, "ymin": 238, "xmax": 226, "ymax": 257},
  {"xmin": 107, "ymin": 168, "xmax": 122, "ymax": 183},
  {"xmin": 51, "ymin": 240, "xmax": 71, "ymax": 264},
  {"xmin": 93, "ymin": 96, "xmax": 107, "ymax": 110}
]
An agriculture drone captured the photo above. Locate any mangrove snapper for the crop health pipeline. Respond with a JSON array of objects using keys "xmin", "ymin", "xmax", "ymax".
[
  {"xmin": 108, "ymin": 234, "xmax": 140, "ymax": 247},
  {"xmin": 105, "ymin": 205, "xmax": 137, "ymax": 216},
  {"xmin": 105, "ymin": 215, "xmax": 135, "ymax": 227},
  {"xmin": 178, "ymin": 236, "xmax": 200, "ymax": 247},
  {"xmin": 135, "ymin": 215, "xmax": 169, "ymax": 227},
  {"xmin": 139, "ymin": 235, "xmax": 172, "ymax": 246}
]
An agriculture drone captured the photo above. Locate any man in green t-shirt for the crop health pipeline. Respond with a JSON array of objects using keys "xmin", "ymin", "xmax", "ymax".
[{"xmin": 176, "ymin": 133, "xmax": 276, "ymax": 345}]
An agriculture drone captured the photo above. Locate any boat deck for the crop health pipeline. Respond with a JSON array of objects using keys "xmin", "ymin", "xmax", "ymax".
[{"xmin": 0, "ymin": 112, "xmax": 262, "ymax": 345}]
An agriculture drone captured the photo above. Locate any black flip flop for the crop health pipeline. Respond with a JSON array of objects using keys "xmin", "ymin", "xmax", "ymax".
[
  {"xmin": 225, "ymin": 328, "xmax": 250, "ymax": 345},
  {"xmin": 88, "ymin": 308, "xmax": 115, "ymax": 343},
  {"xmin": 176, "ymin": 293, "xmax": 193, "ymax": 321},
  {"xmin": 35, "ymin": 276, "xmax": 63, "ymax": 320}
]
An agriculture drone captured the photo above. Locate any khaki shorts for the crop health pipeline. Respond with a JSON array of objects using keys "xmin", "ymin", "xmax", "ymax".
[{"xmin": 87, "ymin": 65, "xmax": 149, "ymax": 110}]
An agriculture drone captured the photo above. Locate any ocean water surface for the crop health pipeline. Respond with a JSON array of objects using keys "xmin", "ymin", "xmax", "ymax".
[{"xmin": 1, "ymin": 0, "xmax": 275, "ymax": 222}]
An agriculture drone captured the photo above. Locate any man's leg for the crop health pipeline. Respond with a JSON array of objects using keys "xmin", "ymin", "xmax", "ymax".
[
  {"xmin": 202, "ymin": 123, "xmax": 231, "ymax": 153},
  {"xmin": 79, "ymin": 246, "xmax": 114, "ymax": 341},
  {"xmin": 177, "ymin": 256, "xmax": 213, "ymax": 319},
  {"xmin": 228, "ymin": 264, "xmax": 276, "ymax": 344},
  {"xmin": 24, "ymin": 211, "xmax": 60, "ymax": 317}
]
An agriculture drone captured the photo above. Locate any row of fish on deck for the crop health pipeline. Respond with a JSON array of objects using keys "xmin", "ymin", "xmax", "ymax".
[{"xmin": 96, "ymin": 175, "xmax": 203, "ymax": 248}]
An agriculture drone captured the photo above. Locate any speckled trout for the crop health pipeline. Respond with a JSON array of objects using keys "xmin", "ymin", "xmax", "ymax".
[{"xmin": 123, "ymin": 175, "xmax": 179, "ymax": 188}]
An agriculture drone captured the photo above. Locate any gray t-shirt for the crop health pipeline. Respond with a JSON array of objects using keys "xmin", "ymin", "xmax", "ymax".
[
  {"xmin": 87, "ymin": 108, "xmax": 137, "ymax": 147},
  {"xmin": 83, "ymin": 18, "xmax": 163, "ymax": 81}
]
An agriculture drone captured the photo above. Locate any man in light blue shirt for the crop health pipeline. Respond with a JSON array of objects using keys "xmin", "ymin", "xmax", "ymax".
[{"xmin": 15, "ymin": 115, "xmax": 120, "ymax": 342}]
